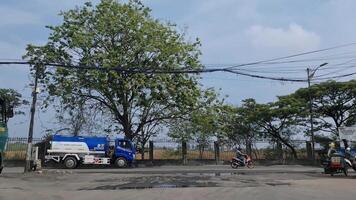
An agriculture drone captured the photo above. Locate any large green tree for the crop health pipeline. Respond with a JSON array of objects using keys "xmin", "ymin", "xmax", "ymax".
[
  {"xmin": 24, "ymin": 0, "xmax": 206, "ymax": 140},
  {"xmin": 227, "ymin": 99, "xmax": 262, "ymax": 156},
  {"xmin": 168, "ymin": 92, "xmax": 221, "ymax": 141},
  {"xmin": 250, "ymin": 97, "xmax": 305, "ymax": 159},
  {"xmin": 292, "ymin": 80, "xmax": 356, "ymax": 136},
  {"xmin": 168, "ymin": 94, "xmax": 228, "ymax": 159}
]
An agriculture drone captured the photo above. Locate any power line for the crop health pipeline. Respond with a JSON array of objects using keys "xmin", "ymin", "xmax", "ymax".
[
  {"xmin": 226, "ymin": 42, "xmax": 356, "ymax": 70},
  {"xmin": 0, "ymin": 61, "xmax": 309, "ymax": 82},
  {"xmin": 1, "ymin": 60, "xmax": 355, "ymax": 81},
  {"xmin": 313, "ymin": 71, "xmax": 356, "ymax": 81},
  {"xmin": 2, "ymin": 41, "xmax": 356, "ymax": 83},
  {"xmin": 314, "ymin": 65, "xmax": 356, "ymax": 78}
]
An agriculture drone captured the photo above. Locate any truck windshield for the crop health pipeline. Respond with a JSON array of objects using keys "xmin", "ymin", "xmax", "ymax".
[{"xmin": 118, "ymin": 141, "xmax": 132, "ymax": 150}]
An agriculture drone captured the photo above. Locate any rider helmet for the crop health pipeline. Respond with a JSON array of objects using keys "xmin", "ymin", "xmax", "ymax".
[{"xmin": 329, "ymin": 142, "xmax": 335, "ymax": 148}]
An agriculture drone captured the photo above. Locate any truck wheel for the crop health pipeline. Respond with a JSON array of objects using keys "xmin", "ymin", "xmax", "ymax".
[
  {"xmin": 115, "ymin": 157, "xmax": 127, "ymax": 168},
  {"xmin": 64, "ymin": 157, "xmax": 78, "ymax": 169}
]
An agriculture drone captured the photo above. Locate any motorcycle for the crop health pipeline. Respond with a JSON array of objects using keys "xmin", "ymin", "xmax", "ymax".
[
  {"xmin": 323, "ymin": 154, "xmax": 351, "ymax": 176},
  {"xmin": 230, "ymin": 155, "xmax": 254, "ymax": 169}
]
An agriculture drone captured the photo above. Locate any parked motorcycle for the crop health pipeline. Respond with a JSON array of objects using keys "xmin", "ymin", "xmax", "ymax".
[
  {"xmin": 230, "ymin": 155, "xmax": 254, "ymax": 169},
  {"xmin": 323, "ymin": 154, "xmax": 350, "ymax": 176}
]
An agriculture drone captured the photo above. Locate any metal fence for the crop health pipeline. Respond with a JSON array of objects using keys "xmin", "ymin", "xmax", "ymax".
[
  {"xmin": 3, "ymin": 138, "xmax": 42, "ymax": 160},
  {"xmin": 135, "ymin": 139, "xmax": 311, "ymax": 161},
  {"xmin": 3, "ymin": 137, "xmax": 311, "ymax": 161}
]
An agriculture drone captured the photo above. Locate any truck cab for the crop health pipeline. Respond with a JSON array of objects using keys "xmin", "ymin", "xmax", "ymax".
[{"xmin": 113, "ymin": 139, "xmax": 136, "ymax": 167}]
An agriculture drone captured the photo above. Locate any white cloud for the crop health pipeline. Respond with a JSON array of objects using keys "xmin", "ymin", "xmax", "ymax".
[{"xmin": 246, "ymin": 23, "xmax": 321, "ymax": 51}]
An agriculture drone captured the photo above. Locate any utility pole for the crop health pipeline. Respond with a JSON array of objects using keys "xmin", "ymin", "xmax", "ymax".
[
  {"xmin": 306, "ymin": 62, "xmax": 328, "ymax": 164},
  {"xmin": 24, "ymin": 65, "xmax": 39, "ymax": 173},
  {"xmin": 307, "ymin": 68, "xmax": 315, "ymax": 162}
]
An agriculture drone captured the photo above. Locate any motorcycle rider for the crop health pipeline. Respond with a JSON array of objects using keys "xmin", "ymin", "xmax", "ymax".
[
  {"xmin": 235, "ymin": 147, "xmax": 247, "ymax": 165},
  {"xmin": 327, "ymin": 142, "xmax": 336, "ymax": 158}
]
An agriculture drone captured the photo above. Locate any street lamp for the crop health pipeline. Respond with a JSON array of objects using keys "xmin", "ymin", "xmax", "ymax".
[{"xmin": 307, "ymin": 62, "xmax": 328, "ymax": 163}]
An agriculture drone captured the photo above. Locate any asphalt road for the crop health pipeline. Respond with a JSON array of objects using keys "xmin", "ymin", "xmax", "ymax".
[{"xmin": 1, "ymin": 165, "xmax": 355, "ymax": 200}]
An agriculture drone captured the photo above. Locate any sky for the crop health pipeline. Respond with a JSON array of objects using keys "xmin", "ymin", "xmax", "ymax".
[{"xmin": 0, "ymin": 0, "xmax": 356, "ymax": 137}]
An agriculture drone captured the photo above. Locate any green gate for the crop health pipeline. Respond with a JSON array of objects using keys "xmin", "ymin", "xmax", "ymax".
[
  {"xmin": 0, "ymin": 122, "xmax": 7, "ymax": 173},
  {"xmin": 0, "ymin": 123, "xmax": 7, "ymax": 151}
]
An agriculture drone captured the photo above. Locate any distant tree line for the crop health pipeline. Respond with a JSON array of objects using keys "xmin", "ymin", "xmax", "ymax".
[{"xmin": 169, "ymin": 80, "xmax": 356, "ymax": 159}]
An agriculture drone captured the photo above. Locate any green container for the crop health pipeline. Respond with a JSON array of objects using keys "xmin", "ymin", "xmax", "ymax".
[{"xmin": 0, "ymin": 122, "xmax": 8, "ymax": 153}]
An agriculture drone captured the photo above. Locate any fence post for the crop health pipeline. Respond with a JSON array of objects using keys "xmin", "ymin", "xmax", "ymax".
[
  {"xmin": 276, "ymin": 141, "xmax": 283, "ymax": 162},
  {"xmin": 149, "ymin": 141, "xmax": 154, "ymax": 164},
  {"xmin": 306, "ymin": 141, "xmax": 312, "ymax": 160},
  {"xmin": 182, "ymin": 141, "xmax": 187, "ymax": 165},
  {"xmin": 214, "ymin": 141, "xmax": 220, "ymax": 165}
]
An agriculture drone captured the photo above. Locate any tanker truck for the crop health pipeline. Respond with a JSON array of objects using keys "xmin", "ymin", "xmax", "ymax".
[{"xmin": 45, "ymin": 135, "xmax": 136, "ymax": 169}]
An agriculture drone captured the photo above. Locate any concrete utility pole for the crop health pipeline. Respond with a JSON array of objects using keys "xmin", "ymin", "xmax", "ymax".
[
  {"xmin": 24, "ymin": 66, "xmax": 39, "ymax": 173},
  {"xmin": 307, "ymin": 62, "xmax": 328, "ymax": 163}
]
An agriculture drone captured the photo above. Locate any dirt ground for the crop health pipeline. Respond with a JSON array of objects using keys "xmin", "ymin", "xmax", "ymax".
[{"xmin": 0, "ymin": 165, "xmax": 355, "ymax": 200}]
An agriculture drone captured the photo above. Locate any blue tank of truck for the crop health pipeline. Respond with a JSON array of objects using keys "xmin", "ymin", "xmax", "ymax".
[{"xmin": 52, "ymin": 135, "xmax": 109, "ymax": 152}]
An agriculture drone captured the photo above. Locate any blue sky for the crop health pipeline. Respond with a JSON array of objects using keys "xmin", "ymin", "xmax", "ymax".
[{"xmin": 1, "ymin": 0, "xmax": 356, "ymax": 137}]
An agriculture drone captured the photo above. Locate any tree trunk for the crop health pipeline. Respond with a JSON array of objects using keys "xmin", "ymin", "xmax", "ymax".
[
  {"xmin": 280, "ymin": 140, "xmax": 298, "ymax": 159},
  {"xmin": 122, "ymin": 121, "xmax": 133, "ymax": 140},
  {"xmin": 276, "ymin": 141, "xmax": 283, "ymax": 160},
  {"xmin": 272, "ymin": 133, "xmax": 298, "ymax": 159},
  {"xmin": 245, "ymin": 137, "xmax": 252, "ymax": 156},
  {"xmin": 140, "ymin": 142, "xmax": 145, "ymax": 160},
  {"xmin": 199, "ymin": 145, "xmax": 203, "ymax": 160},
  {"xmin": 199, "ymin": 144, "xmax": 205, "ymax": 160}
]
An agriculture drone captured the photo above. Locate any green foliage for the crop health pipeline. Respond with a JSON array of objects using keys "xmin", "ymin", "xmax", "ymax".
[
  {"xmin": 237, "ymin": 97, "xmax": 304, "ymax": 159},
  {"xmin": 0, "ymin": 88, "xmax": 27, "ymax": 118},
  {"xmin": 168, "ymin": 91, "xmax": 229, "ymax": 143},
  {"xmin": 292, "ymin": 80, "xmax": 356, "ymax": 136},
  {"xmin": 227, "ymin": 98, "xmax": 261, "ymax": 144},
  {"xmin": 24, "ymin": 0, "xmax": 207, "ymax": 139}
]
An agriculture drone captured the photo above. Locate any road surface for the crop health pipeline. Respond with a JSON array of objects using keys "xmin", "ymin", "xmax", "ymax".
[{"xmin": 0, "ymin": 165, "xmax": 355, "ymax": 200}]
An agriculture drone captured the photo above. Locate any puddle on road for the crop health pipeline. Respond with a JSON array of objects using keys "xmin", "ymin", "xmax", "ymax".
[
  {"xmin": 81, "ymin": 173, "xmax": 291, "ymax": 190},
  {"xmin": 82, "ymin": 175, "xmax": 218, "ymax": 190},
  {"xmin": 180, "ymin": 172, "xmax": 240, "ymax": 177},
  {"xmin": 85, "ymin": 182, "xmax": 219, "ymax": 190},
  {"xmin": 265, "ymin": 182, "xmax": 291, "ymax": 186}
]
